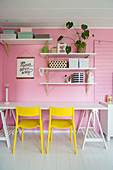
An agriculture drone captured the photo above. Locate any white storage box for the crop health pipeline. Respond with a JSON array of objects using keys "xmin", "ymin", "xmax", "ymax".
[
  {"xmin": 0, "ymin": 34, "xmax": 16, "ymax": 39},
  {"xmin": 20, "ymin": 27, "xmax": 32, "ymax": 32},
  {"xmin": 79, "ymin": 58, "xmax": 89, "ymax": 68},
  {"xmin": 69, "ymin": 59, "xmax": 78, "ymax": 68}
]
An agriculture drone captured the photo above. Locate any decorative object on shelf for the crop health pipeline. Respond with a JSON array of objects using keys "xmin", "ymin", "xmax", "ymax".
[
  {"xmin": 79, "ymin": 58, "xmax": 89, "ymax": 68},
  {"xmin": 0, "ymin": 34, "xmax": 16, "ymax": 39},
  {"xmin": 20, "ymin": 27, "xmax": 32, "ymax": 32},
  {"xmin": 73, "ymin": 73, "xmax": 84, "ymax": 83},
  {"xmin": 39, "ymin": 67, "xmax": 44, "ymax": 76},
  {"xmin": 51, "ymin": 47, "xmax": 57, "ymax": 53},
  {"xmin": 41, "ymin": 46, "xmax": 50, "ymax": 53},
  {"xmin": 49, "ymin": 61, "xmax": 67, "ymax": 68},
  {"xmin": 69, "ymin": 58, "xmax": 78, "ymax": 68},
  {"xmin": 107, "ymin": 95, "xmax": 112, "ymax": 103},
  {"xmin": 87, "ymin": 72, "xmax": 94, "ymax": 83},
  {"xmin": 35, "ymin": 34, "xmax": 50, "ymax": 39},
  {"xmin": 65, "ymin": 74, "xmax": 73, "ymax": 83},
  {"xmin": 18, "ymin": 32, "xmax": 34, "ymax": 39},
  {"xmin": 17, "ymin": 57, "xmax": 34, "ymax": 79},
  {"xmin": 5, "ymin": 84, "xmax": 10, "ymax": 104},
  {"xmin": 3, "ymin": 30, "xmax": 16, "ymax": 34},
  {"xmin": 57, "ymin": 22, "xmax": 94, "ymax": 54},
  {"xmin": 57, "ymin": 43, "xmax": 67, "ymax": 53}
]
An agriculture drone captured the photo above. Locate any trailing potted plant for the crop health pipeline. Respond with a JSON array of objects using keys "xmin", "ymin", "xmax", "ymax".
[
  {"xmin": 65, "ymin": 74, "xmax": 73, "ymax": 83},
  {"xmin": 57, "ymin": 22, "xmax": 94, "ymax": 54}
]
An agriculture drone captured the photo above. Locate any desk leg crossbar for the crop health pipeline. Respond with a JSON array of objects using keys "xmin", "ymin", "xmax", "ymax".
[
  {"xmin": 77, "ymin": 110, "xmax": 107, "ymax": 150},
  {"xmin": 0, "ymin": 109, "xmax": 15, "ymax": 148}
]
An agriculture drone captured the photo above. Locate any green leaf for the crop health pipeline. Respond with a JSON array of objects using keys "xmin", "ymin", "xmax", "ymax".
[
  {"xmin": 85, "ymin": 30, "xmax": 89, "ymax": 38},
  {"xmin": 66, "ymin": 22, "xmax": 73, "ymax": 29},
  {"xmin": 76, "ymin": 32, "xmax": 79, "ymax": 35},
  {"xmin": 76, "ymin": 40, "xmax": 81, "ymax": 45},
  {"xmin": 66, "ymin": 46, "xmax": 71, "ymax": 54},
  {"xmin": 81, "ymin": 30, "xmax": 89, "ymax": 40},
  {"xmin": 81, "ymin": 32, "xmax": 86, "ymax": 40},
  {"xmin": 74, "ymin": 43, "xmax": 78, "ymax": 47},
  {"xmin": 92, "ymin": 34, "xmax": 94, "ymax": 37},
  {"xmin": 80, "ymin": 42, "xmax": 86, "ymax": 48},
  {"xmin": 57, "ymin": 36, "xmax": 64, "ymax": 41},
  {"xmin": 81, "ymin": 24, "xmax": 88, "ymax": 30},
  {"xmin": 65, "ymin": 75, "xmax": 67, "ymax": 77},
  {"xmin": 68, "ymin": 76, "xmax": 71, "ymax": 81}
]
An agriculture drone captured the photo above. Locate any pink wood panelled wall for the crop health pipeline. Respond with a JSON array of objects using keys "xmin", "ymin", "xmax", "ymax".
[
  {"xmin": 0, "ymin": 45, "xmax": 3, "ymax": 128},
  {"xmin": 0, "ymin": 28, "xmax": 113, "ymax": 130},
  {"xmin": 0, "ymin": 45, "xmax": 2, "ymax": 101},
  {"xmin": 1, "ymin": 29, "xmax": 95, "ymax": 103},
  {"xmin": 95, "ymin": 40, "xmax": 113, "ymax": 102}
]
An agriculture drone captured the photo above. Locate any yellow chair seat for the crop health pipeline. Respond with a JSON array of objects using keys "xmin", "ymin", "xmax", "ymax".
[
  {"xmin": 51, "ymin": 119, "xmax": 73, "ymax": 129},
  {"xmin": 18, "ymin": 119, "xmax": 40, "ymax": 129}
]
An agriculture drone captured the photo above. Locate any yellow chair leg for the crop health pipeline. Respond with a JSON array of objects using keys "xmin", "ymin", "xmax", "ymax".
[
  {"xmin": 21, "ymin": 128, "xmax": 24, "ymax": 142},
  {"xmin": 40, "ymin": 121, "xmax": 44, "ymax": 154},
  {"xmin": 46, "ymin": 125, "xmax": 51, "ymax": 154},
  {"xmin": 50, "ymin": 127, "xmax": 53, "ymax": 142},
  {"xmin": 70, "ymin": 127, "xmax": 72, "ymax": 142},
  {"xmin": 13, "ymin": 127, "xmax": 18, "ymax": 154},
  {"xmin": 73, "ymin": 126, "xmax": 77, "ymax": 155}
]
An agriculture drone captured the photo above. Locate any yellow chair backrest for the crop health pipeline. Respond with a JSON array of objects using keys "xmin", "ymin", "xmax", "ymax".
[
  {"xmin": 49, "ymin": 107, "xmax": 74, "ymax": 117},
  {"xmin": 16, "ymin": 106, "xmax": 41, "ymax": 117}
]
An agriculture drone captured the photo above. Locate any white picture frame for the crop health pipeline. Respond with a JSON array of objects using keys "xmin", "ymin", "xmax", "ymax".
[
  {"xmin": 17, "ymin": 57, "xmax": 34, "ymax": 79},
  {"xmin": 57, "ymin": 43, "xmax": 67, "ymax": 53}
]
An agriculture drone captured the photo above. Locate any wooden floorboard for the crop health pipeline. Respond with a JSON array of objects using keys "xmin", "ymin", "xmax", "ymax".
[{"xmin": 0, "ymin": 132, "xmax": 113, "ymax": 170}]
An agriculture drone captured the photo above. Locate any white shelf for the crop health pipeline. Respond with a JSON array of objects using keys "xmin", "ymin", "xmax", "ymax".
[
  {"xmin": 40, "ymin": 83, "xmax": 96, "ymax": 85},
  {"xmin": 41, "ymin": 67, "xmax": 96, "ymax": 71},
  {"xmin": 40, "ymin": 53, "xmax": 96, "ymax": 57},
  {"xmin": 0, "ymin": 38, "xmax": 53, "ymax": 45}
]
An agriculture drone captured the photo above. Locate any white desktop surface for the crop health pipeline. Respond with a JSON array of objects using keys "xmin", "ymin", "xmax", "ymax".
[{"xmin": 0, "ymin": 102, "xmax": 108, "ymax": 110}]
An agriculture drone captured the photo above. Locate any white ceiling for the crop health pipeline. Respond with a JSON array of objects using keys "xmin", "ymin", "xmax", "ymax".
[{"xmin": 0, "ymin": 0, "xmax": 113, "ymax": 28}]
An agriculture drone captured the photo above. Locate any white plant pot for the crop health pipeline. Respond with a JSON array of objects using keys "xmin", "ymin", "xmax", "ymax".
[{"xmin": 67, "ymin": 79, "xmax": 71, "ymax": 83}]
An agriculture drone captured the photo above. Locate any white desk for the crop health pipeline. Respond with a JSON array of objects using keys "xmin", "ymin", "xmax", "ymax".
[
  {"xmin": 0, "ymin": 102, "xmax": 108, "ymax": 149},
  {"xmin": 100, "ymin": 102, "xmax": 113, "ymax": 141}
]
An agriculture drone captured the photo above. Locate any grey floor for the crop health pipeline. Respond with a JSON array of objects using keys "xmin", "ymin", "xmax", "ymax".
[{"xmin": 0, "ymin": 132, "xmax": 113, "ymax": 170}]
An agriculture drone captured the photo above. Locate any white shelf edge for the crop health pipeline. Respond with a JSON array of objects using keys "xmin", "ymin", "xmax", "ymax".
[
  {"xmin": 42, "ymin": 67, "xmax": 96, "ymax": 71},
  {"xmin": 40, "ymin": 83, "xmax": 96, "ymax": 85},
  {"xmin": 40, "ymin": 53, "xmax": 96, "ymax": 57},
  {"xmin": 0, "ymin": 38, "xmax": 53, "ymax": 45}
]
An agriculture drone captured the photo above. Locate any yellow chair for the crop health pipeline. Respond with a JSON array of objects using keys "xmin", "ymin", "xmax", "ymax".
[
  {"xmin": 46, "ymin": 107, "xmax": 77, "ymax": 154},
  {"xmin": 13, "ymin": 106, "xmax": 43, "ymax": 154}
]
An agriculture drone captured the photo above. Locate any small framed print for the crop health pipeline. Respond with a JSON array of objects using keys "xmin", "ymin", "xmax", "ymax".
[
  {"xmin": 57, "ymin": 43, "xmax": 67, "ymax": 53},
  {"xmin": 17, "ymin": 57, "xmax": 34, "ymax": 79}
]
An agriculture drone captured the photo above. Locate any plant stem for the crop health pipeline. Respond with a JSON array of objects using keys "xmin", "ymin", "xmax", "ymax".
[
  {"xmin": 73, "ymin": 27, "xmax": 81, "ymax": 41},
  {"xmin": 63, "ymin": 36, "xmax": 76, "ymax": 43}
]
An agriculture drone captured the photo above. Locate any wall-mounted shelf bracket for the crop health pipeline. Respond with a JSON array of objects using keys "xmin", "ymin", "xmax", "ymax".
[
  {"xmin": 46, "ymin": 40, "xmax": 49, "ymax": 96},
  {"xmin": 2, "ymin": 40, "xmax": 9, "ymax": 56},
  {"xmin": 85, "ymin": 54, "xmax": 90, "ymax": 59},
  {"xmin": 86, "ymin": 70, "xmax": 90, "ymax": 95}
]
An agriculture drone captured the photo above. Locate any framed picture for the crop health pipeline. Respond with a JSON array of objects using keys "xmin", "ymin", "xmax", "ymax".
[
  {"xmin": 17, "ymin": 57, "xmax": 34, "ymax": 79},
  {"xmin": 57, "ymin": 43, "xmax": 67, "ymax": 53}
]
